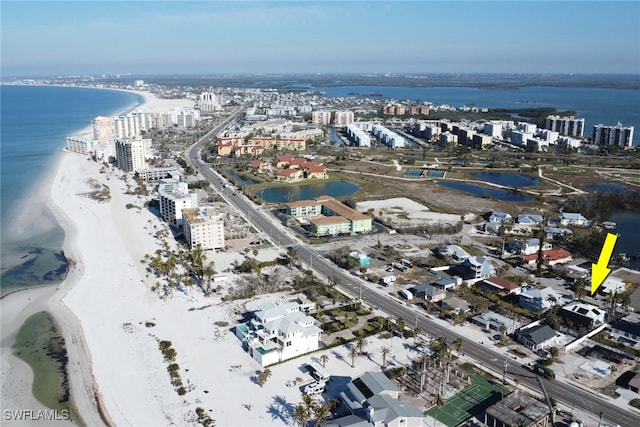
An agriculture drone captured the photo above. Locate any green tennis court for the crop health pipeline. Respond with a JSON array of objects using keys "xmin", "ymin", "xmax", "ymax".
[{"xmin": 425, "ymin": 373, "xmax": 505, "ymax": 427}]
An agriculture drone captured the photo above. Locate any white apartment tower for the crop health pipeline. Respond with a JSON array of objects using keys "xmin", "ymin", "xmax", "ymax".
[
  {"xmin": 593, "ymin": 122, "xmax": 634, "ymax": 148},
  {"xmin": 312, "ymin": 110, "xmax": 332, "ymax": 126},
  {"xmin": 182, "ymin": 207, "xmax": 225, "ymax": 250},
  {"xmin": 333, "ymin": 111, "xmax": 354, "ymax": 126},
  {"xmin": 157, "ymin": 179, "xmax": 198, "ymax": 227},
  {"xmin": 545, "ymin": 115, "xmax": 584, "ymax": 138},
  {"xmin": 115, "ymin": 139, "xmax": 146, "ymax": 172},
  {"xmin": 92, "ymin": 116, "xmax": 114, "ymax": 143},
  {"xmin": 198, "ymin": 92, "xmax": 224, "ymax": 112}
]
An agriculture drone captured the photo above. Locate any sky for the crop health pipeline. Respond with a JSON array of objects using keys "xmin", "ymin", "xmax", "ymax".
[{"xmin": 1, "ymin": 1, "xmax": 639, "ymax": 76}]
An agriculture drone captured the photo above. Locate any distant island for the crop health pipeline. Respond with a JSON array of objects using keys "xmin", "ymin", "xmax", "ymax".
[{"xmin": 115, "ymin": 73, "xmax": 640, "ymax": 91}]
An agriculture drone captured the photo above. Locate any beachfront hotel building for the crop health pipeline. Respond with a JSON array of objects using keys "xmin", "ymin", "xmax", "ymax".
[
  {"xmin": 182, "ymin": 207, "xmax": 225, "ymax": 251},
  {"xmin": 284, "ymin": 196, "xmax": 373, "ymax": 237},
  {"xmin": 65, "ymin": 137, "xmax": 95, "ymax": 156},
  {"xmin": 235, "ymin": 301, "xmax": 321, "ymax": 367},
  {"xmin": 115, "ymin": 139, "xmax": 146, "ymax": 172},
  {"xmin": 592, "ymin": 122, "xmax": 634, "ymax": 148},
  {"xmin": 157, "ymin": 179, "xmax": 198, "ymax": 227}
]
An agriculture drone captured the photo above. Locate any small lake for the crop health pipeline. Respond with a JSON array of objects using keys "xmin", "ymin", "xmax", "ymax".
[
  {"xmin": 226, "ymin": 169, "xmax": 256, "ymax": 186},
  {"xmin": 471, "ymin": 172, "xmax": 539, "ymax": 187},
  {"xmin": 257, "ymin": 180, "xmax": 360, "ymax": 203},
  {"xmin": 585, "ymin": 183, "xmax": 629, "ymax": 193},
  {"xmin": 437, "ymin": 181, "xmax": 534, "ymax": 202}
]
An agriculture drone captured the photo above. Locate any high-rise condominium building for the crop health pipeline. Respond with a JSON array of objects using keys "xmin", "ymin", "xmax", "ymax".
[
  {"xmin": 334, "ymin": 111, "xmax": 354, "ymax": 126},
  {"xmin": 312, "ymin": 111, "xmax": 332, "ymax": 126},
  {"xmin": 92, "ymin": 116, "xmax": 114, "ymax": 143},
  {"xmin": 592, "ymin": 122, "xmax": 634, "ymax": 148},
  {"xmin": 545, "ymin": 115, "xmax": 584, "ymax": 138},
  {"xmin": 198, "ymin": 92, "xmax": 224, "ymax": 112},
  {"xmin": 182, "ymin": 207, "xmax": 225, "ymax": 250},
  {"xmin": 157, "ymin": 179, "xmax": 198, "ymax": 227},
  {"xmin": 115, "ymin": 139, "xmax": 146, "ymax": 172}
]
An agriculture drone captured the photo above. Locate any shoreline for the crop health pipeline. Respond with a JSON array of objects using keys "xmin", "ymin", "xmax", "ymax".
[{"xmin": 0, "ymin": 88, "xmax": 193, "ymax": 425}]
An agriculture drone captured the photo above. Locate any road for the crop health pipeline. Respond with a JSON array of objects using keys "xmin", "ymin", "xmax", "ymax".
[{"xmin": 185, "ymin": 112, "xmax": 637, "ymax": 427}]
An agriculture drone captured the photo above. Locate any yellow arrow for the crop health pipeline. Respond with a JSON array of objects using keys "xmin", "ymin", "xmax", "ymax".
[{"xmin": 591, "ymin": 233, "xmax": 618, "ymax": 295}]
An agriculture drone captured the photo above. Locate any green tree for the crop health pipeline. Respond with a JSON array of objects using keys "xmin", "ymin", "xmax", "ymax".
[{"xmin": 295, "ymin": 404, "xmax": 309, "ymax": 427}]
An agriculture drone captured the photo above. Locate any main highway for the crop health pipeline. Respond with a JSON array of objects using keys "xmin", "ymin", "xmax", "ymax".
[{"xmin": 185, "ymin": 110, "xmax": 637, "ymax": 427}]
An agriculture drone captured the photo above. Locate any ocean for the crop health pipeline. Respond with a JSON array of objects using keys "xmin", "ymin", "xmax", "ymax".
[{"xmin": 0, "ymin": 85, "xmax": 142, "ymax": 295}]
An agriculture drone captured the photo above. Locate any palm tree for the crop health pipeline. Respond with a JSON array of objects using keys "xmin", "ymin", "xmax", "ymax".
[
  {"xmin": 320, "ymin": 354, "xmax": 329, "ymax": 368},
  {"xmin": 381, "ymin": 346, "xmax": 391, "ymax": 368},
  {"xmin": 313, "ymin": 403, "xmax": 330, "ymax": 427},
  {"xmin": 349, "ymin": 346, "xmax": 358, "ymax": 368},
  {"xmin": 356, "ymin": 337, "xmax": 367, "ymax": 355},
  {"xmin": 295, "ymin": 404, "xmax": 309, "ymax": 427},
  {"xmin": 454, "ymin": 337, "xmax": 463, "ymax": 355},
  {"xmin": 395, "ymin": 316, "xmax": 405, "ymax": 337}
]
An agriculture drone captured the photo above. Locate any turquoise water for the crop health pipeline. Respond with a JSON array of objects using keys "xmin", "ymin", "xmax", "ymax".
[{"xmin": 0, "ymin": 85, "xmax": 142, "ymax": 294}]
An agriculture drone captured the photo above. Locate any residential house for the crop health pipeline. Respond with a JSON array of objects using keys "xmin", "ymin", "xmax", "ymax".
[
  {"xmin": 460, "ymin": 256, "xmax": 495, "ymax": 280},
  {"xmin": 411, "ymin": 283, "xmax": 446, "ymax": 303},
  {"xmin": 471, "ymin": 311, "xmax": 521, "ymax": 334},
  {"xmin": 522, "ymin": 248, "xmax": 573, "ymax": 267},
  {"xmin": 519, "ymin": 287, "xmax": 562, "ymax": 313},
  {"xmin": 516, "ymin": 323, "xmax": 558, "ymax": 351},
  {"xmin": 276, "ymin": 155, "xmax": 295, "ymax": 168},
  {"xmin": 442, "ymin": 296, "xmax": 471, "ymax": 314},
  {"xmin": 560, "ymin": 301, "xmax": 605, "ymax": 328},
  {"xmin": 484, "ymin": 392, "xmax": 551, "ymax": 427},
  {"xmin": 235, "ymin": 301, "xmax": 321, "ymax": 366},
  {"xmin": 489, "ymin": 211, "xmax": 513, "ymax": 224},
  {"xmin": 517, "ymin": 214, "xmax": 544, "ymax": 226},
  {"xmin": 543, "ymin": 226, "xmax": 573, "ymax": 240},
  {"xmin": 559, "ymin": 212, "xmax": 590, "ymax": 227},
  {"xmin": 520, "ymin": 238, "xmax": 552, "ymax": 256},
  {"xmin": 479, "ymin": 277, "xmax": 522, "ymax": 296},
  {"xmin": 608, "ymin": 313, "xmax": 640, "ymax": 349},
  {"xmin": 627, "ymin": 372, "xmax": 640, "ymax": 393},
  {"xmin": 598, "ymin": 276, "xmax": 627, "ymax": 295},
  {"xmin": 327, "ymin": 371, "xmax": 425, "ymax": 427}
]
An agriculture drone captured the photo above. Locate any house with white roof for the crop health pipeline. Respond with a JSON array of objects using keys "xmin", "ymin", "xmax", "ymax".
[
  {"xmin": 235, "ymin": 301, "xmax": 321, "ymax": 366},
  {"xmin": 519, "ymin": 287, "xmax": 563, "ymax": 313},
  {"xmin": 598, "ymin": 276, "xmax": 627, "ymax": 295},
  {"xmin": 517, "ymin": 214, "xmax": 544, "ymax": 225},
  {"xmin": 559, "ymin": 212, "xmax": 591, "ymax": 227},
  {"xmin": 327, "ymin": 371, "xmax": 425, "ymax": 427},
  {"xmin": 489, "ymin": 211, "xmax": 513, "ymax": 224},
  {"xmin": 560, "ymin": 301, "xmax": 605, "ymax": 328}
]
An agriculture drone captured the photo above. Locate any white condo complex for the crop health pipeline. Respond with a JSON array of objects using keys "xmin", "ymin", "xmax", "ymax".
[
  {"xmin": 157, "ymin": 179, "xmax": 198, "ymax": 227},
  {"xmin": 235, "ymin": 301, "xmax": 321, "ymax": 367},
  {"xmin": 182, "ymin": 207, "xmax": 225, "ymax": 250}
]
